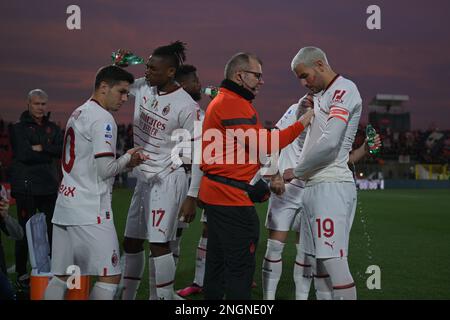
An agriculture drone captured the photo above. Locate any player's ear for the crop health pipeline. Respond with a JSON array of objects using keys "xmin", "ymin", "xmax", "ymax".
[
  {"xmin": 167, "ymin": 66, "xmax": 176, "ymax": 79},
  {"xmin": 314, "ymin": 60, "xmax": 326, "ymax": 72},
  {"xmin": 99, "ymin": 81, "xmax": 110, "ymax": 94}
]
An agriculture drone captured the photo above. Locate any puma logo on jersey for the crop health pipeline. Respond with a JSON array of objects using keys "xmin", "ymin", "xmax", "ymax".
[{"xmin": 324, "ymin": 241, "xmax": 335, "ymax": 250}]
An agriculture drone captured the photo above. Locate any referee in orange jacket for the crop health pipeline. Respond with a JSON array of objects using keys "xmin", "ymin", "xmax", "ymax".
[{"xmin": 199, "ymin": 52, "xmax": 313, "ymax": 299}]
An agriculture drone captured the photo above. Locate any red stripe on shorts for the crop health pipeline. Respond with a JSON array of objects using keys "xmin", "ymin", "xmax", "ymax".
[
  {"xmin": 156, "ymin": 280, "xmax": 174, "ymax": 288},
  {"xmin": 333, "ymin": 282, "xmax": 356, "ymax": 290},
  {"xmin": 264, "ymin": 257, "xmax": 282, "ymax": 263},
  {"xmin": 295, "ymin": 261, "xmax": 311, "ymax": 267}
]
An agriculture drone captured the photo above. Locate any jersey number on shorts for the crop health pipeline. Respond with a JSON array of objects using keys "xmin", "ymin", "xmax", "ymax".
[
  {"xmin": 62, "ymin": 127, "xmax": 76, "ymax": 173},
  {"xmin": 152, "ymin": 209, "xmax": 165, "ymax": 227},
  {"xmin": 316, "ymin": 218, "xmax": 334, "ymax": 238}
]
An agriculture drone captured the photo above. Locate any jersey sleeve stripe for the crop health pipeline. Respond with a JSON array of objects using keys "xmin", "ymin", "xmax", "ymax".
[
  {"xmin": 94, "ymin": 152, "xmax": 115, "ymax": 159},
  {"xmin": 328, "ymin": 115, "xmax": 348, "ymax": 123},
  {"xmin": 221, "ymin": 115, "xmax": 257, "ymax": 126},
  {"xmin": 329, "ymin": 106, "xmax": 349, "ymax": 115}
]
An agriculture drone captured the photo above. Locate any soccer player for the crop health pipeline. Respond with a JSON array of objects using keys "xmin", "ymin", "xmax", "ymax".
[
  {"xmin": 119, "ymin": 42, "xmax": 201, "ymax": 300},
  {"xmin": 262, "ymin": 94, "xmax": 380, "ymax": 300},
  {"xmin": 292, "ymin": 47, "xmax": 362, "ymax": 300},
  {"xmin": 169, "ymin": 64, "xmax": 204, "ymax": 267},
  {"xmin": 44, "ymin": 65, "xmax": 148, "ymax": 300}
]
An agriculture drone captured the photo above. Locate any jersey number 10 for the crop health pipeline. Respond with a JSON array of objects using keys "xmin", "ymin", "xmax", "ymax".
[{"xmin": 63, "ymin": 127, "xmax": 76, "ymax": 173}]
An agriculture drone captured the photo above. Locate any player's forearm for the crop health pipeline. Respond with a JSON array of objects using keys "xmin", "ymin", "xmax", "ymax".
[
  {"xmin": 4, "ymin": 215, "xmax": 24, "ymax": 240},
  {"xmin": 294, "ymin": 118, "xmax": 346, "ymax": 178},
  {"xmin": 187, "ymin": 163, "xmax": 202, "ymax": 198},
  {"xmin": 96, "ymin": 153, "xmax": 131, "ymax": 180},
  {"xmin": 348, "ymin": 142, "xmax": 367, "ymax": 164}
]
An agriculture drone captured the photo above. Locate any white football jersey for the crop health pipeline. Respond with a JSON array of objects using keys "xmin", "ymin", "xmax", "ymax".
[
  {"xmin": 300, "ymin": 75, "xmax": 362, "ymax": 185},
  {"xmin": 52, "ymin": 99, "xmax": 117, "ymax": 226},
  {"xmin": 130, "ymin": 78, "xmax": 200, "ymax": 181},
  {"xmin": 275, "ymin": 99, "xmax": 308, "ymax": 174}
]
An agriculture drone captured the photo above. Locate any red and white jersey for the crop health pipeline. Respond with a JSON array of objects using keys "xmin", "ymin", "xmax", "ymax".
[
  {"xmin": 52, "ymin": 99, "xmax": 117, "ymax": 226},
  {"xmin": 275, "ymin": 98, "xmax": 309, "ymax": 174},
  {"xmin": 300, "ymin": 75, "xmax": 362, "ymax": 185},
  {"xmin": 130, "ymin": 78, "xmax": 200, "ymax": 181}
]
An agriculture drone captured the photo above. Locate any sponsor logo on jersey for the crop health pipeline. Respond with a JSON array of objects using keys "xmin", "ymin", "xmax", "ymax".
[{"xmin": 59, "ymin": 184, "xmax": 76, "ymax": 197}]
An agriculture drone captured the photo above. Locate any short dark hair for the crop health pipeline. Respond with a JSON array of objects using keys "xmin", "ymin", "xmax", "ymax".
[
  {"xmin": 94, "ymin": 65, "xmax": 135, "ymax": 89},
  {"xmin": 175, "ymin": 64, "xmax": 197, "ymax": 82},
  {"xmin": 153, "ymin": 41, "xmax": 187, "ymax": 70}
]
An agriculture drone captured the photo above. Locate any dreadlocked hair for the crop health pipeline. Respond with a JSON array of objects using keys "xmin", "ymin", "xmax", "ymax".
[{"xmin": 152, "ymin": 40, "xmax": 187, "ymax": 70}]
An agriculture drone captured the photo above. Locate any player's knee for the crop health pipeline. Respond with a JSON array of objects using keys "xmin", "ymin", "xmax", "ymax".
[
  {"xmin": 265, "ymin": 238, "xmax": 285, "ymax": 258},
  {"xmin": 268, "ymin": 230, "xmax": 288, "ymax": 243},
  {"xmin": 150, "ymin": 242, "xmax": 170, "ymax": 257},
  {"xmin": 123, "ymin": 237, "xmax": 144, "ymax": 253},
  {"xmin": 98, "ymin": 274, "xmax": 121, "ymax": 284},
  {"xmin": 321, "ymin": 257, "xmax": 353, "ymax": 285}
]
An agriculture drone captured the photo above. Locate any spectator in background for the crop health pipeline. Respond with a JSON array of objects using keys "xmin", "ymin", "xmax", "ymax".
[
  {"xmin": 9, "ymin": 89, "xmax": 63, "ymax": 296},
  {"xmin": 1, "ymin": 185, "xmax": 24, "ymax": 300}
]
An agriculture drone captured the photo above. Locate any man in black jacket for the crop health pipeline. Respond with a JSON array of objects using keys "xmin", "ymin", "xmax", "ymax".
[{"xmin": 9, "ymin": 89, "xmax": 63, "ymax": 294}]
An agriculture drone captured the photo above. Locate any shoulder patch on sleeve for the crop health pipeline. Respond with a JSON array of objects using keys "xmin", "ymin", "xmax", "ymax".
[{"xmin": 104, "ymin": 123, "xmax": 113, "ymax": 140}]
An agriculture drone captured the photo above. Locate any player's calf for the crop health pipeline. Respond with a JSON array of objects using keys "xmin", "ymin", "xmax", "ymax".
[{"xmin": 262, "ymin": 238, "xmax": 285, "ymax": 300}]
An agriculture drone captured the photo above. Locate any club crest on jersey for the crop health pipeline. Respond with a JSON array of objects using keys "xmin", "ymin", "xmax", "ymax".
[
  {"xmin": 162, "ymin": 104, "xmax": 171, "ymax": 116},
  {"xmin": 111, "ymin": 250, "xmax": 119, "ymax": 267}
]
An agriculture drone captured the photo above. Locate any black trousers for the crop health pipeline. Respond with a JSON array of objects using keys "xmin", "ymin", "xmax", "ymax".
[
  {"xmin": 203, "ymin": 204, "xmax": 259, "ymax": 300},
  {"xmin": 14, "ymin": 193, "xmax": 56, "ymax": 277}
]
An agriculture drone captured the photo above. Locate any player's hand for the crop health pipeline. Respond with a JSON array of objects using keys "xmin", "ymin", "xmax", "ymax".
[
  {"xmin": 282, "ymin": 168, "xmax": 295, "ymax": 182},
  {"xmin": 126, "ymin": 146, "xmax": 150, "ymax": 168},
  {"xmin": 178, "ymin": 196, "xmax": 197, "ymax": 223},
  {"xmin": 298, "ymin": 108, "xmax": 314, "ymax": 128},
  {"xmin": 0, "ymin": 199, "xmax": 9, "ymax": 219},
  {"xmin": 32, "ymin": 144, "xmax": 43, "ymax": 152},
  {"xmin": 296, "ymin": 93, "xmax": 314, "ymax": 119},
  {"xmin": 364, "ymin": 134, "xmax": 382, "ymax": 154},
  {"xmin": 269, "ymin": 173, "xmax": 285, "ymax": 195}
]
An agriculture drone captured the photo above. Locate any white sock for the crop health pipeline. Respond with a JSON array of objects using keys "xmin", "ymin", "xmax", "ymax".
[
  {"xmin": 149, "ymin": 256, "xmax": 157, "ymax": 300},
  {"xmin": 170, "ymin": 236, "xmax": 182, "ymax": 266},
  {"xmin": 89, "ymin": 282, "xmax": 118, "ymax": 300},
  {"xmin": 321, "ymin": 257, "xmax": 356, "ymax": 300},
  {"xmin": 121, "ymin": 251, "xmax": 145, "ymax": 300},
  {"xmin": 293, "ymin": 244, "xmax": 313, "ymax": 300},
  {"xmin": 313, "ymin": 256, "xmax": 333, "ymax": 300},
  {"xmin": 153, "ymin": 253, "xmax": 176, "ymax": 300},
  {"xmin": 262, "ymin": 239, "xmax": 285, "ymax": 300},
  {"xmin": 44, "ymin": 276, "xmax": 67, "ymax": 300},
  {"xmin": 193, "ymin": 237, "xmax": 207, "ymax": 287}
]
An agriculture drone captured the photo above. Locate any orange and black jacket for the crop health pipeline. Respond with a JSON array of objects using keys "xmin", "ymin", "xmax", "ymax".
[{"xmin": 199, "ymin": 79, "xmax": 305, "ymax": 206}]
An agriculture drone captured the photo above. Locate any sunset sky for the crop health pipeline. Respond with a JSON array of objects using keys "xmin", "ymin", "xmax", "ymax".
[{"xmin": 1, "ymin": 0, "xmax": 449, "ymax": 130}]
